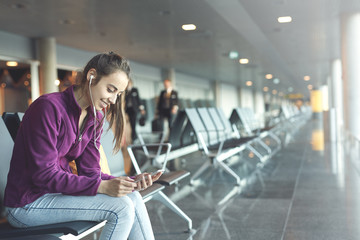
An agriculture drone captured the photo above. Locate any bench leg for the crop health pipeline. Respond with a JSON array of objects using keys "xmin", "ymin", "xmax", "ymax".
[
  {"xmin": 190, "ymin": 160, "xmax": 212, "ymax": 185},
  {"xmin": 152, "ymin": 191, "xmax": 193, "ymax": 231},
  {"xmin": 216, "ymin": 160, "xmax": 241, "ymax": 185}
]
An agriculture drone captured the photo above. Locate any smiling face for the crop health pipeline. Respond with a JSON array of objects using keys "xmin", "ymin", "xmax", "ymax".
[{"xmin": 90, "ymin": 70, "xmax": 129, "ymax": 111}]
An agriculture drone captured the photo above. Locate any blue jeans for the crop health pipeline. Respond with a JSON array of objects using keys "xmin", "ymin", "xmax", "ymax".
[{"xmin": 6, "ymin": 192, "xmax": 154, "ymax": 240}]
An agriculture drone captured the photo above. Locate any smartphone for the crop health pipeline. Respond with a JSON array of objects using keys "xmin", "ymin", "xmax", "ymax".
[{"xmin": 150, "ymin": 169, "xmax": 164, "ymax": 176}]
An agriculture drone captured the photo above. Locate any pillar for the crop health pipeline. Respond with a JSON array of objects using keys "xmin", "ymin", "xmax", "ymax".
[
  {"xmin": 253, "ymin": 90, "xmax": 265, "ymax": 125},
  {"xmin": 30, "ymin": 61, "xmax": 40, "ymax": 102},
  {"xmin": 37, "ymin": 37, "xmax": 57, "ymax": 94},
  {"xmin": 328, "ymin": 59, "xmax": 343, "ymax": 141},
  {"xmin": 213, "ymin": 80, "xmax": 221, "ymax": 108},
  {"xmin": 341, "ymin": 13, "xmax": 360, "ymax": 138}
]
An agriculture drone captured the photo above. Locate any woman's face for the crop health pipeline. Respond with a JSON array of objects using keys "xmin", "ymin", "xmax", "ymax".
[{"xmin": 90, "ymin": 71, "xmax": 129, "ymax": 111}]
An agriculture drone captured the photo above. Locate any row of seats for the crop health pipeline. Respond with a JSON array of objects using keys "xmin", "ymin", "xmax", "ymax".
[{"xmin": 138, "ymin": 105, "xmax": 311, "ymax": 193}]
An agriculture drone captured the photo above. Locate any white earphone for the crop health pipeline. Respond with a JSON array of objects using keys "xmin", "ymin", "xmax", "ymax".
[{"xmin": 88, "ymin": 74, "xmax": 105, "ymax": 179}]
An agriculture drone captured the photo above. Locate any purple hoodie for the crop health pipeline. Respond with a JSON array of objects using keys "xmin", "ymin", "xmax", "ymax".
[{"xmin": 4, "ymin": 85, "xmax": 115, "ymax": 208}]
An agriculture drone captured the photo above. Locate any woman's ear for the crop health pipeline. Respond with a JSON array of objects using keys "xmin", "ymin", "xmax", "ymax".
[{"xmin": 86, "ymin": 68, "xmax": 97, "ymax": 82}]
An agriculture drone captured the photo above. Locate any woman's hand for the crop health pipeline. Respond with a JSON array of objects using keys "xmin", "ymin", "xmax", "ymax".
[
  {"xmin": 151, "ymin": 170, "xmax": 163, "ymax": 182},
  {"xmin": 133, "ymin": 171, "xmax": 163, "ymax": 191},
  {"xmin": 97, "ymin": 177, "xmax": 137, "ymax": 197}
]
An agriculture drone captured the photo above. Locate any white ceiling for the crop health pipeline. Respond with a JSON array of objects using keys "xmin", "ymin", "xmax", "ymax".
[{"xmin": 0, "ymin": 0, "xmax": 358, "ymax": 98}]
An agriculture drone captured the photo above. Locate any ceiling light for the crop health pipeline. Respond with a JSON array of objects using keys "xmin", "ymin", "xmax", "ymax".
[
  {"xmin": 272, "ymin": 89, "xmax": 278, "ymax": 95},
  {"xmin": 278, "ymin": 16, "xmax": 292, "ymax": 23},
  {"xmin": 6, "ymin": 61, "xmax": 18, "ymax": 67},
  {"xmin": 228, "ymin": 51, "xmax": 239, "ymax": 59},
  {"xmin": 55, "ymin": 79, "xmax": 60, "ymax": 86},
  {"xmin": 265, "ymin": 74, "xmax": 273, "ymax": 79},
  {"xmin": 239, "ymin": 58, "xmax": 249, "ymax": 64},
  {"xmin": 304, "ymin": 75, "xmax": 311, "ymax": 81},
  {"xmin": 273, "ymin": 78, "xmax": 280, "ymax": 84},
  {"xmin": 263, "ymin": 87, "xmax": 269, "ymax": 92},
  {"xmin": 308, "ymin": 84, "xmax": 313, "ymax": 90},
  {"xmin": 246, "ymin": 81, "xmax": 253, "ymax": 86},
  {"xmin": 182, "ymin": 24, "xmax": 196, "ymax": 31}
]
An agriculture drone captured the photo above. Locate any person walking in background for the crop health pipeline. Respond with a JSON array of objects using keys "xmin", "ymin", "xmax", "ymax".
[
  {"xmin": 156, "ymin": 79, "xmax": 179, "ymax": 131},
  {"xmin": 125, "ymin": 79, "xmax": 145, "ymax": 141}
]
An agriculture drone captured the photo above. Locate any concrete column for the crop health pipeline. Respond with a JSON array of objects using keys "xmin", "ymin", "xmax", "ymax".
[
  {"xmin": 341, "ymin": 13, "xmax": 360, "ymax": 138},
  {"xmin": 162, "ymin": 68, "xmax": 176, "ymax": 88},
  {"xmin": 253, "ymin": 90, "xmax": 265, "ymax": 126},
  {"xmin": 237, "ymin": 86, "xmax": 241, "ymax": 107},
  {"xmin": 213, "ymin": 80, "xmax": 221, "ymax": 108},
  {"xmin": 329, "ymin": 59, "xmax": 344, "ymax": 141},
  {"xmin": 168, "ymin": 68, "xmax": 176, "ymax": 87},
  {"xmin": 30, "ymin": 61, "xmax": 40, "ymax": 102},
  {"xmin": 37, "ymin": 37, "xmax": 57, "ymax": 94},
  {"xmin": 239, "ymin": 87, "xmax": 254, "ymax": 109}
]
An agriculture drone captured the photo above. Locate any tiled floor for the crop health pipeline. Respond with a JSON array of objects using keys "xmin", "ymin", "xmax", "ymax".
[
  {"xmin": 89, "ymin": 116, "xmax": 360, "ymax": 239},
  {"xmin": 144, "ymin": 118, "xmax": 360, "ymax": 240}
]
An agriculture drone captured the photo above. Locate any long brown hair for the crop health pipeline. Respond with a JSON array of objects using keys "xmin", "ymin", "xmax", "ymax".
[{"xmin": 77, "ymin": 52, "xmax": 130, "ymax": 153}]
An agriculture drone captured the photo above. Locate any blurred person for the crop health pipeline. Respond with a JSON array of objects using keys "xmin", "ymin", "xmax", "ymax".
[
  {"xmin": 125, "ymin": 79, "xmax": 145, "ymax": 141},
  {"xmin": 156, "ymin": 79, "xmax": 178, "ymax": 130}
]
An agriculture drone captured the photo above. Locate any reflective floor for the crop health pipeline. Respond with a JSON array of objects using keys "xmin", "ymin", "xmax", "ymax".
[
  {"xmin": 146, "ymin": 119, "xmax": 360, "ymax": 240},
  {"xmin": 85, "ymin": 117, "xmax": 360, "ymax": 239}
]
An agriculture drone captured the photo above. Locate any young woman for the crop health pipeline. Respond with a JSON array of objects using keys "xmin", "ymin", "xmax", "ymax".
[{"xmin": 4, "ymin": 52, "xmax": 161, "ymax": 240}]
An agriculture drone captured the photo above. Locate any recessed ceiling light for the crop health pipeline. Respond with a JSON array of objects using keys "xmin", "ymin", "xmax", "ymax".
[
  {"xmin": 278, "ymin": 16, "xmax": 292, "ymax": 23},
  {"xmin": 272, "ymin": 89, "xmax": 278, "ymax": 95},
  {"xmin": 246, "ymin": 81, "xmax": 253, "ymax": 86},
  {"xmin": 265, "ymin": 74, "xmax": 273, "ymax": 79},
  {"xmin": 307, "ymin": 84, "xmax": 313, "ymax": 90},
  {"xmin": 239, "ymin": 58, "xmax": 249, "ymax": 64},
  {"xmin": 273, "ymin": 78, "xmax": 280, "ymax": 84},
  {"xmin": 263, "ymin": 87, "xmax": 269, "ymax": 92},
  {"xmin": 6, "ymin": 61, "xmax": 18, "ymax": 67},
  {"xmin": 182, "ymin": 24, "xmax": 196, "ymax": 31},
  {"xmin": 304, "ymin": 75, "xmax": 311, "ymax": 81}
]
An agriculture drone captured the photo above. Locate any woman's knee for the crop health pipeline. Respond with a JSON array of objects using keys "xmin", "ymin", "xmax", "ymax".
[
  {"xmin": 105, "ymin": 196, "xmax": 135, "ymax": 223},
  {"xmin": 127, "ymin": 191, "xmax": 143, "ymax": 207}
]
